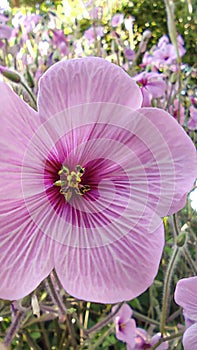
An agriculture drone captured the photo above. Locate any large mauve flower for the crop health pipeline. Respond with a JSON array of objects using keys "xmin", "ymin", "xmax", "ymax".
[
  {"xmin": 0, "ymin": 57, "xmax": 196, "ymax": 303},
  {"xmin": 174, "ymin": 276, "xmax": 197, "ymax": 350}
]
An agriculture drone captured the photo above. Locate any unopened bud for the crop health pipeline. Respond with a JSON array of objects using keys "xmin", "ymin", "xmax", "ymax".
[
  {"xmin": 176, "ymin": 232, "xmax": 186, "ymax": 247},
  {"xmin": 142, "ymin": 29, "xmax": 152, "ymax": 40},
  {"xmin": 0, "ymin": 66, "xmax": 21, "ymax": 83},
  {"xmin": 170, "ymin": 72, "xmax": 178, "ymax": 84}
]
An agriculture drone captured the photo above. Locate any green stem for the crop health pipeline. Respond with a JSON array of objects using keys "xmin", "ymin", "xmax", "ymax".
[
  {"xmin": 150, "ymin": 330, "xmax": 184, "ymax": 350},
  {"xmin": 23, "ymin": 329, "xmax": 42, "ymax": 350},
  {"xmin": 160, "ymin": 246, "xmax": 180, "ymax": 336},
  {"xmin": 84, "ymin": 302, "xmax": 91, "ymax": 330},
  {"xmin": 20, "ymin": 81, "xmax": 37, "ymax": 109},
  {"xmin": 133, "ymin": 310, "xmax": 160, "ymax": 327},
  {"xmin": 172, "ymin": 213, "xmax": 179, "ymax": 239},
  {"xmin": 88, "ymin": 325, "xmax": 114, "ymax": 350},
  {"xmin": 39, "ymin": 322, "xmax": 51, "ymax": 350},
  {"xmin": 4, "ymin": 311, "xmax": 25, "ymax": 347},
  {"xmin": 184, "ymin": 247, "xmax": 197, "ymax": 274},
  {"xmin": 45, "ymin": 276, "xmax": 67, "ymax": 317}
]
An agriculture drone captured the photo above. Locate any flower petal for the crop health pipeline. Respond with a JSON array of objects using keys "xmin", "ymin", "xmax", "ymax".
[
  {"xmin": 0, "ymin": 82, "xmax": 53, "ymax": 300},
  {"xmin": 112, "ymin": 304, "xmax": 133, "ymax": 323},
  {"xmin": 183, "ymin": 323, "xmax": 197, "ymax": 350},
  {"xmin": 37, "ymin": 57, "xmax": 142, "ymax": 118},
  {"xmin": 174, "ymin": 276, "xmax": 197, "ymax": 322},
  {"xmin": 117, "ymin": 319, "xmax": 136, "ymax": 345},
  {"xmin": 0, "ymin": 82, "xmax": 39, "ymax": 201},
  {"xmin": 54, "ymin": 209, "xmax": 164, "ymax": 303},
  {"xmin": 136, "ymin": 107, "xmax": 197, "ymax": 215},
  {"xmin": 0, "ymin": 203, "xmax": 54, "ymax": 300}
]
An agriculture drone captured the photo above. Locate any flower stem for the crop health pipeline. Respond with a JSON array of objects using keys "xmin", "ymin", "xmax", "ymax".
[
  {"xmin": 160, "ymin": 246, "xmax": 180, "ymax": 336},
  {"xmin": 183, "ymin": 247, "xmax": 197, "ymax": 274},
  {"xmin": 150, "ymin": 330, "xmax": 184, "ymax": 350},
  {"xmin": 20, "ymin": 81, "xmax": 37, "ymax": 109},
  {"xmin": 45, "ymin": 276, "xmax": 67, "ymax": 318},
  {"xmin": 4, "ymin": 311, "xmax": 25, "ymax": 347}
]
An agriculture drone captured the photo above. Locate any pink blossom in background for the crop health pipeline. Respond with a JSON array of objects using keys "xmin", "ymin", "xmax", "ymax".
[
  {"xmin": 127, "ymin": 329, "xmax": 169, "ymax": 349},
  {"xmin": 0, "ymin": 57, "xmax": 197, "ymax": 303},
  {"xmin": 0, "ymin": 14, "xmax": 9, "ymax": 23},
  {"xmin": 89, "ymin": 6, "xmax": 103, "ymax": 20},
  {"xmin": 0, "ymin": 24, "xmax": 12, "ymax": 39},
  {"xmin": 84, "ymin": 26, "xmax": 104, "ymax": 43},
  {"xmin": 188, "ymin": 105, "xmax": 197, "ymax": 130},
  {"xmin": 124, "ymin": 47, "xmax": 135, "ymax": 61},
  {"xmin": 111, "ymin": 13, "xmax": 124, "ymax": 27},
  {"xmin": 169, "ymin": 99, "xmax": 185, "ymax": 125},
  {"xmin": 174, "ymin": 276, "xmax": 197, "ymax": 350},
  {"xmin": 50, "ymin": 29, "xmax": 69, "ymax": 56},
  {"xmin": 142, "ymin": 34, "xmax": 186, "ymax": 68},
  {"xmin": 112, "ymin": 304, "xmax": 136, "ymax": 346},
  {"xmin": 113, "ymin": 304, "xmax": 168, "ymax": 349},
  {"xmin": 133, "ymin": 72, "xmax": 166, "ymax": 107},
  {"xmin": 157, "ymin": 34, "xmax": 169, "ymax": 48}
]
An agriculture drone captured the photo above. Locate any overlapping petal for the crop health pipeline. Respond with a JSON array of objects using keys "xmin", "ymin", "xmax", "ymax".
[
  {"xmin": 182, "ymin": 323, "xmax": 197, "ymax": 350},
  {"xmin": 0, "ymin": 83, "xmax": 54, "ymax": 300},
  {"xmin": 54, "ymin": 211, "xmax": 164, "ymax": 303},
  {"xmin": 37, "ymin": 57, "xmax": 143, "ymax": 118},
  {"xmin": 174, "ymin": 276, "xmax": 197, "ymax": 322},
  {"xmin": 136, "ymin": 108, "xmax": 197, "ymax": 215},
  {"xmin": 117, "ymin": 319, "xmax": 136, "ymax": 344},
  {"xmin": 0, "ymin": 82, "xmax": 39, "ymax": 201},
  {"xmin": 0, "ymin": 203, "xmax": 54, "ymax": 299}
]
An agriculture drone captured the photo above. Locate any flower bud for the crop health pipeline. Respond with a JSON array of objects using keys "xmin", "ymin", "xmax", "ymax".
[
  {"xmin": 142, "ymin": 29, "xmax": 152, "ymax": 40},
  {"xmin": 176, "ymin": 232, "xmax": 186, "ymax": 247},
  {"xmin": 0, "ymin": 66, "xmax": 21, "ymax": 83}
]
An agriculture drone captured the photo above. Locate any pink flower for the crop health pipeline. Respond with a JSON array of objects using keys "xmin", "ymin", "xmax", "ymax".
[
  {"xmin": 0, "ymin": 14, "xmax": 9, "ymax": 23},
  {"xmin": 127, "ymin": 329, "xmax": 169, "ymax": 349},
  {"xmin": 169, "ymin": 99, "xmax": 185, "ymax": 126},
  {"xmin": 0, "ymin": 57, "xmax": 196, "ymax": 303},
  {"xmin": 112, "ymin": 304, "xmax": 136, "ymax": 346},
  {"xmin": 174, "ymin": 276, "xmax": 197, "ymax": 350},
  {"xmin": 124, "ymin": 47, "xmax": 135, "ymax": 61},
  {"xmin": 188, "ymin": 105, "xmax": 197, "ymax": 130},
  {"xmin": 133, "ymin": 72, "xmax": 166, "ymax": 107},
  {"xmin": 111, "ymin": 13, "xmax": 124, "ymax": 27},
  {"xmin": 50, "ymin": 29, "xmax": 69, "ymax": 56},
  {"xmin": 113, "ymin": 304, "xmax": 168, "ymax": 349},
  {"xmin": 144, "ymin": 35, "xmax": 186, "ymax": 68},
  {"xmin": 84, "ymin": 26, "xmax": 104, "ymax": 43},
  {"xmin": 0, "ymin": 24, "xmax": 12, "ymax": 39}
]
